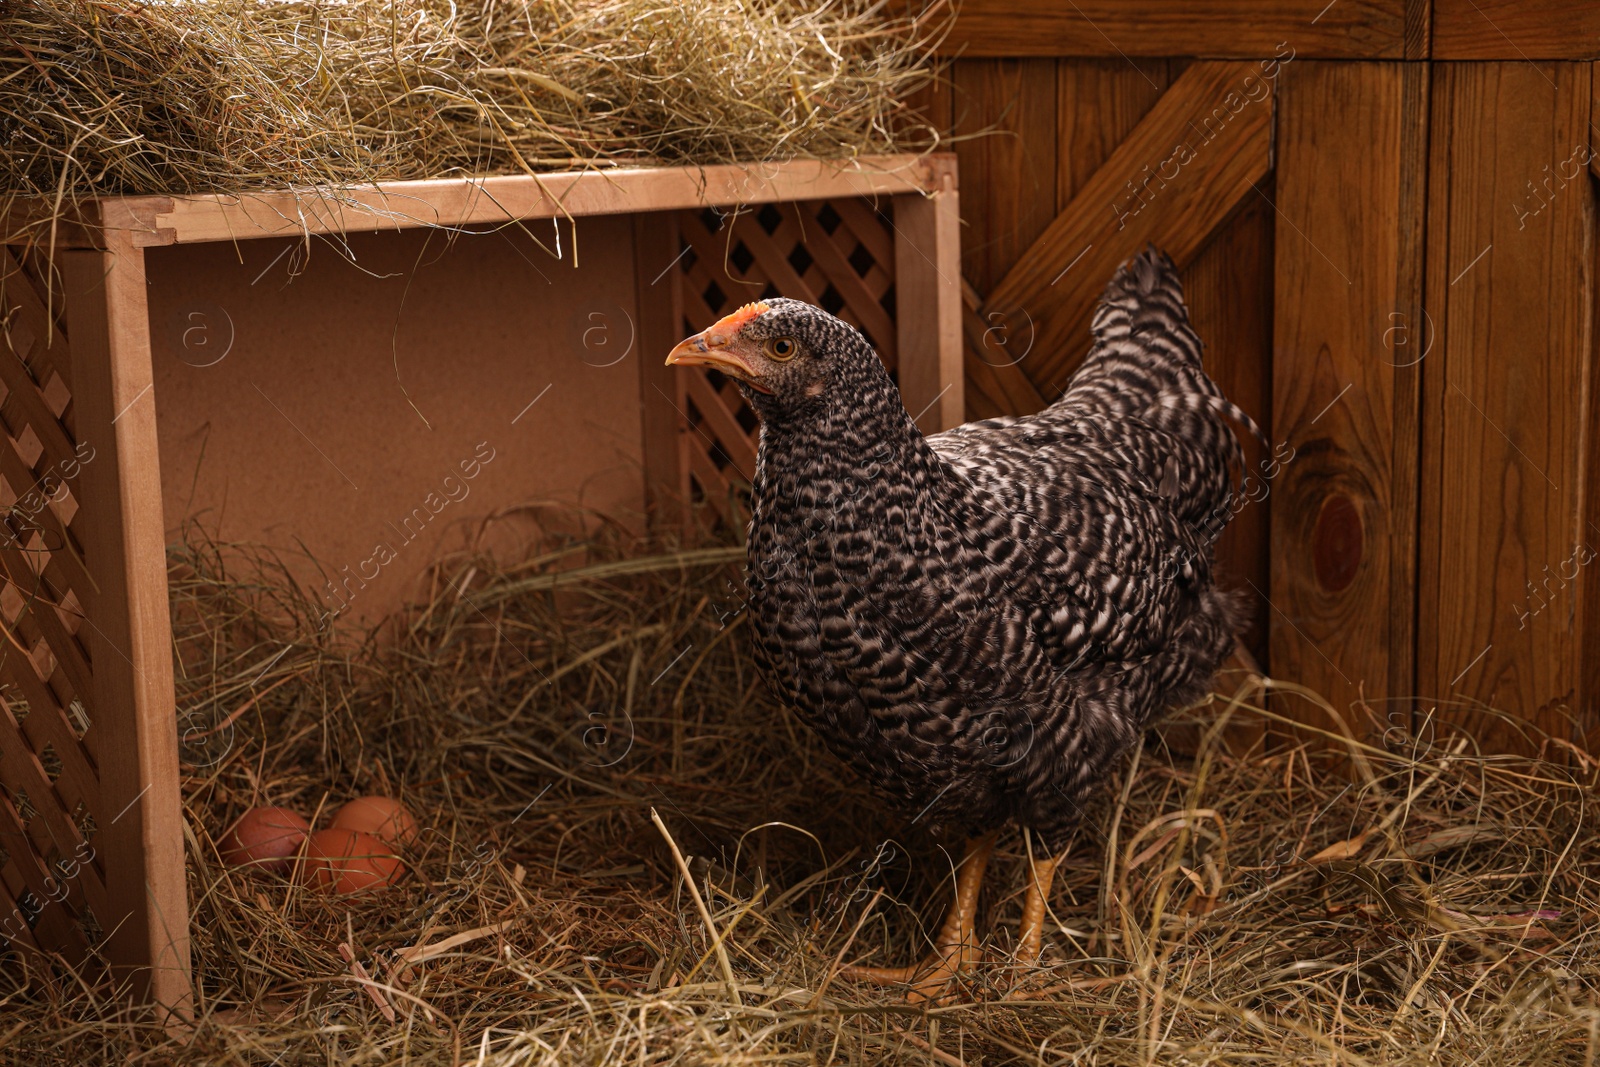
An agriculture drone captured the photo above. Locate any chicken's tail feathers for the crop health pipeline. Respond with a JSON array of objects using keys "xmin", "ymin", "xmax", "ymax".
[
  {"xmin": 1090, "ymin": 246, "xmax": 1267, "ymax": 445},
  {"xmin": 1102, "ymin": 245, "xmax": 1183, "ymax": 301},
  {"xmin": 1089, "ymin": 246, "xmax": 1201, "ymax": 366},
  {"xmin": 1206, "ymin": 394, "xmax": 1270, "ymax": 452},
  {"xmin": 1208, "ymin": 395, "xmax": 1271, "ymax": 504},
  {"xmin": 1148, "ymin": 391, "xmax": 1270, "ymax": 487}
]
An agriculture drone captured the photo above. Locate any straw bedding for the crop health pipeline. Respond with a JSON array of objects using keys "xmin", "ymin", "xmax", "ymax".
[
  {"xmin": 4, "ymin": 526, "xmax": 1598, "ymax": 1065},
  {"xmin": 9, "ymin": 4, "xmax": 1593, "ymax": 1063},
  {"xmin": 0, "ymin": 0, "xmax": 939, "ymax": 226}
]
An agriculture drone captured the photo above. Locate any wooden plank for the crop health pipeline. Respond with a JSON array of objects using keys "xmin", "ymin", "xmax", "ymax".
[
  {"xmin": 953, "ymin": 60, "xmax": 1060, "ymax": 297},
  {"xmin": 1021, "ymin": 57, "xmax": 1177, "ymax": 412},
  {"xmin": 949, "ymin": 58, "xmax": 1059, "ymax": 417},
  {"xmin": 982, "ymin": 60, "xmax": 1277, "ymax": 401},
  {"xmin": 60, "ymin": 230, "xmax": 191, "ymax": 1017},
  {"xmin": 935, "ymin": 1, "xmax": 1403, "ymax": 59},
  {"xmin": 1181, "ymin": 188, "xmax": 1274, "ymax": 667},
  {"xmin": 962, "ymin": 277, "xmax": 1048, "ymax": 418},
  {"xmin": 1405, "ymin": 0, "xmax": 1432, "ymax": 60},
  {"xmin": 960, "ymin": 57, "xmax": 1169, "ymax": 417},
  {"xmin": 1418, "ymin": 62, "xmax": 1595, "ymax": 748},
  {"xmin": 634, "ymin": 214, "xmax": 690, "ymax": 528},
  {"xmin": 1391, "ymin": 61, "xmax": 1431, "ymax": 714},
  {"xmin": 961, "ymin": 293, "xmax": 1049, "ymax": 419},
  {"xmin": 899, "ymin": 65, "xmax": 954, "ymax": 150},
  {"xmin": 1057, "ymin": 59, "xmax": 1173, "ymax": 207},
  {"xmin": 1269, "ymin": 61, "xmax": 1427, "ymax": 736},
  {"xmin": 1, "ymin": 205, "xmax": 102, "ymax": 252},
  {"xmin": 962, "ymin": 57, "xmax": 1173, "ymax": 418},
  {"xmin": 1435, "ymin": 0, "xmax": 1600, "ymax": 59},
  {"xmin": 894, "ymin": 185, "xmax": 964, "ymax": 434},
  {"xmin": 92, "ymin": 156, "xmax": 947, "ymax": 248},
  {"xmin": 1585, "ymin": 64, "xmax": 1600, "ymax": 750}
]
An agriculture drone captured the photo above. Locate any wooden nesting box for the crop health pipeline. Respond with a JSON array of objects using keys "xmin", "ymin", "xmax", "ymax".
[{"xmin": 0, "ymin": 153, "xmax": 960, "ymax": 1012}]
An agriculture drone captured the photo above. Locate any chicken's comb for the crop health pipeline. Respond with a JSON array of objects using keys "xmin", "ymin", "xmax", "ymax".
[{"xmin": 713, "ymin": 301, "xmax": 770, "ymax": 333}]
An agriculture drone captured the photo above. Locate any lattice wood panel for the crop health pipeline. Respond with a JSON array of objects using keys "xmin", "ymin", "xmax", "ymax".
[
  {"xmin": 674, "ymin": 198, "xmax": 898, "ymax": 515},
  {"xmin": 0, "ymin": 248, "xmax": 105, "ymax": 963}
]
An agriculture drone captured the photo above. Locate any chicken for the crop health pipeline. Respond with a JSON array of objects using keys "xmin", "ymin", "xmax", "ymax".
[{"xmin": 665, "ymin": 248, "xmax": 1261, "ymax": 997}]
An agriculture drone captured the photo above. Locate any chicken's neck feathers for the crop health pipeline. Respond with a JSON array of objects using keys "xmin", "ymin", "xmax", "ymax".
[{"xmin": 750, "ymin": 381, "xmax": 972, "ymax": 549}]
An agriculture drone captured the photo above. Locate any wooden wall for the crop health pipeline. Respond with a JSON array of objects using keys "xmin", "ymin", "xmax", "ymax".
[
  {"xmin": 913, "ymin": 1, "xmax": 1600, "ymax": 749},
  {"xmin": 145, "ymin": 223, "xmax": 648, "ymax": 626}
]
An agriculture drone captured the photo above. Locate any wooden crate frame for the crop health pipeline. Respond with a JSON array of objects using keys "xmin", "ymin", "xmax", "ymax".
[{"xmin": 0, "ymin": 153, "xmax": 960, "ymax": 1015}]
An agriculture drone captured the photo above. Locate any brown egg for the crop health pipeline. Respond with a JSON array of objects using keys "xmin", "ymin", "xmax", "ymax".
[
  {"xmin": 301, "ymin": 828, "xmax": 404, "ymax": 894},
  {"xmin": 329, "ymin": 795, "xmax": 419, "ymax": 847},
  {"xmin": 220, "ymin": 807, "xmax": 310, "ymax": 873}
]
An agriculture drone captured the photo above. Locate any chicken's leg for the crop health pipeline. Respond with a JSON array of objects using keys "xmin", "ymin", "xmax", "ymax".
[
  {"xmin": 1016, "ymin": 849, "xmax": 1063, "ymax": 960},
  {"xmin": 843, "ymin": 831, "xmax": 997, "ymax": 1000}
]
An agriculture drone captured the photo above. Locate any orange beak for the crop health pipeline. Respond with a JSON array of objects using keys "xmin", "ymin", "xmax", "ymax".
[{"xmin": 665, "ymin": 302, "xmax": 772, "ymax": 392}]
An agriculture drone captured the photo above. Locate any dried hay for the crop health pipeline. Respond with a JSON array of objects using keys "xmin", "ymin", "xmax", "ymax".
[
  {"xmin": 3, "ymin": 524, "xmax": 1600, "ymax": 1065},
  {"xmin": 0, "ymin": 0, "xmax": 944, "ymax": 241}
]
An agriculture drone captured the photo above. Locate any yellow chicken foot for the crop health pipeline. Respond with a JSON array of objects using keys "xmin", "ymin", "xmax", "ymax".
[
  {"xmin": 1015, "ymin": 848, "xmax": 1063, "ymax": 961},
  {"xmin": 842, "ymin": 831, "xmax": 998, "ymax": 1001}
]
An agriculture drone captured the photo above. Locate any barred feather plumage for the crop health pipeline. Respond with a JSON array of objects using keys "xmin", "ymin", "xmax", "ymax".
[{"xmin": 731, "ymin": 247, "xmax": 1252, "ymax": 851}]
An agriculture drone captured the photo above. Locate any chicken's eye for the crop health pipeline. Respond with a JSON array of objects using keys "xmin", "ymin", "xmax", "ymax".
[{"xmin": 765, "ymin": 337, "xmax": 798, "ymax": 361}]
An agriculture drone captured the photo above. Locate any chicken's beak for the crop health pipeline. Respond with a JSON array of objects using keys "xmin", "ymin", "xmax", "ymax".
[
  {"xmin": 665, "ymin": 302, "xmax": 772, "ymax": 393},
  {"xmin": 664, "ymin": 332, "xmax": 753, "ymax": 376}
]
